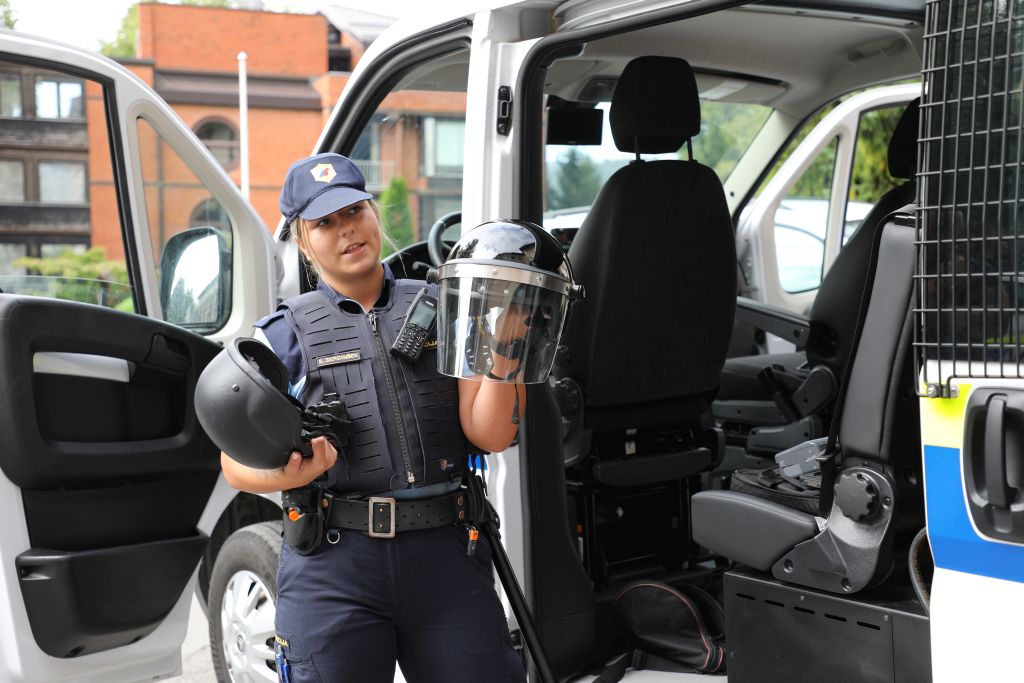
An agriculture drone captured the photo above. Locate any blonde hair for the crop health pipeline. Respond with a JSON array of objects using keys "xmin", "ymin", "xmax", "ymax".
[{"xmin": 290, "ymin": 200, "xmax": 396, "ymax": 283}]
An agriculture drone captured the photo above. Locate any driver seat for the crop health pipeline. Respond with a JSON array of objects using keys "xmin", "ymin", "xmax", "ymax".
[
  {"xmin": 556, "ymin": 55, "xmax": 737, "ymax": 481},
  {"xmin": 561, "ymin": 56, "xmax": 737, "ymax": 446}
]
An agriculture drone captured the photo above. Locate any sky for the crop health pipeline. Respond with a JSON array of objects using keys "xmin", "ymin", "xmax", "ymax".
[{"xmin": 8, "ymin": 0, "xmax": 429, "ymax": 51}]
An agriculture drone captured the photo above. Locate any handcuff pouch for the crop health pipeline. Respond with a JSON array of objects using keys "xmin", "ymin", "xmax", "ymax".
[{"xmin": 281, "ymin": 486, "xmax": 327, "ymax": 555}]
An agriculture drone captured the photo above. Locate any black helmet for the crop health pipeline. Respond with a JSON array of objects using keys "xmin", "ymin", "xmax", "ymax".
[
  {"xmin": 195, "ymin": 338, "xmax": 307, "ymax": 469},
  {"xmin": 434, "ymin": 219, "xmax": 584, "ymax": 383}
]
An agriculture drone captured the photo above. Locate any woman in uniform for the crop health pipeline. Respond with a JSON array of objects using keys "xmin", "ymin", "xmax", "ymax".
[{"xmin": 219, "ymin": 152, "xmax": 528, "ymax": 683}]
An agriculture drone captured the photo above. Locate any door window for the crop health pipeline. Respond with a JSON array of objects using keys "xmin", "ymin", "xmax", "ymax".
[
  {"xmin": 0, "ymin": 59, "xmax": 132, "ymax": 310},
  {"xmin": 844, "ymin": 104, "xmax": 906, "ymax": 244},
  {"xmin": 346, "ymin": 49, "xmax": 469, "ymax": 255},
  {"xmin": 136, "ymin": 117, "xmax": 234, "ymax": 333},
  {"xmin": 774, "ymin": 137, "xmax": 839, "ymax": 293}
]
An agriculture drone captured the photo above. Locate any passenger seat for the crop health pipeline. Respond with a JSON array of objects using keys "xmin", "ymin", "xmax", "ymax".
[{"xmin": 714, "ymin": 98, "xmax": 920, "ymax": 456}]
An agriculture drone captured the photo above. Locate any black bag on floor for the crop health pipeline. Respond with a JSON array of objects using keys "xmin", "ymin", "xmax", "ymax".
[{"xmin": 596, "ymin": 581, "xmax": 726, "ymax": 682}]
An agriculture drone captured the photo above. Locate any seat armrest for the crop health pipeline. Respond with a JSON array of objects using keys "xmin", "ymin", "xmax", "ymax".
[
  {"xmin": 735, "ymin": 297, "xmax": 811, "ymax": 350},
  {"xmin": 692, "ymin": 490, "xmax": 818, "ymax": 570}
]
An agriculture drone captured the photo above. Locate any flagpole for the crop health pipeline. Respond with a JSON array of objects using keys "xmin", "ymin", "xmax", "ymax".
[{"xmin": 237, "ymin": 51, "xmax": 250, "ymax": 200}]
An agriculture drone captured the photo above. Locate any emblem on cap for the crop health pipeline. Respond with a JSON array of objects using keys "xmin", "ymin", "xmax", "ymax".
[{"xmin": 310, "ymin": 163, "xmax": 337, "ymax": 183}]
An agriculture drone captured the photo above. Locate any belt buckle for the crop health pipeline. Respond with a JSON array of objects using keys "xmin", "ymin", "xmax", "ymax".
[{"xmin": 368, "ymin": 497, "xmax": 397, "ymax": 538}]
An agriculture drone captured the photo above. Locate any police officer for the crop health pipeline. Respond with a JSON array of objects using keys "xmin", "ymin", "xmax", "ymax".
[{"xmin": 219, "ymin": 153, "xmax": 527, "ymax": 683}]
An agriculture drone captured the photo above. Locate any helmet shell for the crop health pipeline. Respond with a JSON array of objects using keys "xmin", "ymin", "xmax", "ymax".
[
  {"xmin": 444, "ymin": 219, "xmax": 574, "ymax": 283},
  {"xmin": 194, "ymin": 338, "xmax": 305, "ymax": 469}
]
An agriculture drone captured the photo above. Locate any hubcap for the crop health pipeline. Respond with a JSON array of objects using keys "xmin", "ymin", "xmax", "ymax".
[{"xmin": 220, "ymin": 569, "xmax": 277, "ymax": 682}]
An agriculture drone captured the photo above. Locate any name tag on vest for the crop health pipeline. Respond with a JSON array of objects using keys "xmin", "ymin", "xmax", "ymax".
[{"xmin": 316, "ymin": 350, "xmax": 361, "ymax": 368}]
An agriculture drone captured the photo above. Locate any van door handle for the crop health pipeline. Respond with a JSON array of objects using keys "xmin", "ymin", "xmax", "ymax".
[
  {"xmin": 984, "ymin": 396, "xmax": 1016, "ymax": 509},
  {"xmin": 963, "ymin": 388, "xmax": 1024, "ymax": 541}
]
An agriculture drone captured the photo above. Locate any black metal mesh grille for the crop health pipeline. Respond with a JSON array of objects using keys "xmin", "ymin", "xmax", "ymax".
[{"xmin": 916, "ymin": 0, "xmax": 1024, "ymax": 394}]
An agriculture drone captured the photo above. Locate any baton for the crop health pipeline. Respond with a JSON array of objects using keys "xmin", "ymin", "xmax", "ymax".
[{"xmin": 481, "ymin": 521, "xmax": 558, "ymax": 683}]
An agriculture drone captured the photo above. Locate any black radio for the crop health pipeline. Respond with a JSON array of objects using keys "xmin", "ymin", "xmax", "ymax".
[{"xmin": 391, "ymin": 288, "xmax": 438, "ymax": 362}]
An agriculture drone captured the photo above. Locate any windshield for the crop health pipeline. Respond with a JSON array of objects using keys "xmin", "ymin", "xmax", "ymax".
[{"xmin": 544, "ymin": 100, "xmax": 772, "ymax": 219}]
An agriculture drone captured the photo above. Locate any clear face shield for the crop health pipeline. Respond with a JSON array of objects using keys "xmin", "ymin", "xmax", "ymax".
[{"xmin": 437, "ymin": 274, "xmax": 569, "ymax": 384}]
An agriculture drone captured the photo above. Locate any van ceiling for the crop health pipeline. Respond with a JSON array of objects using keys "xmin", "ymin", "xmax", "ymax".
[{"xmin": 545, "ymin": 5, "xmax": 923, "ymax": 117}]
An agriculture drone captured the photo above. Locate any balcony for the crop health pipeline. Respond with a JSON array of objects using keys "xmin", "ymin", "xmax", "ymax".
[{"xmin": 352, "ymin": 159, "xmax": 395, "ymax": 191}]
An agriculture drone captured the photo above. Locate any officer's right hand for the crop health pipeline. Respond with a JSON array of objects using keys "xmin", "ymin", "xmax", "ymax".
[{"xmin": 280, "ymin": 436, "xmax": 338, "ymax": 488}]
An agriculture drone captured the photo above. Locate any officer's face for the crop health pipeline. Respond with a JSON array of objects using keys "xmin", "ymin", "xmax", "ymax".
[{"xmin": 298, "ymin": 201, "xmax": 383, "ymax": 285}]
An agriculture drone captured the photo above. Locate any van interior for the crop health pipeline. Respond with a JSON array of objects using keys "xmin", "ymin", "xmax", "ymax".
[{"xmin": 363, "ymin": 1, "xmax": 933, "ymax": 680}]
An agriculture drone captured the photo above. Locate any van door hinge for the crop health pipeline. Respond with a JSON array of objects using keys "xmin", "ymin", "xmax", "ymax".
[{"xmin": 496, "ymin": 85, "xmax": 513, "ymax": 136}]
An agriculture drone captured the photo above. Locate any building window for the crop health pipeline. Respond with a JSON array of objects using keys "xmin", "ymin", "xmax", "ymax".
[
  {"xmin": 195, "ymin": 119, "xmax": 239, "ymax": 170},
  {"xmin": 35, "ymin": 78, "xmax": 84, "ymax": 119},
  {"xmin": 329, "ymin": 47, "xmax": 352, "ymax": 72},
  {"xmin": 0, "ymin": 160, "xmax": 25, "ymax": 202},
  {"xmin": 38, "ymin": 161, "xmax": 87, "ymax": 204},
  {"xmin": 190, "ymin": 197, "xmax": 231, "ymax": 231},
  {"xmin": 0, "ymin": 75, "xmax": 21, "ymax": 117},
  {"xmin": 423, "ymin": 117, "xmax": 465, "ymax": 177}
]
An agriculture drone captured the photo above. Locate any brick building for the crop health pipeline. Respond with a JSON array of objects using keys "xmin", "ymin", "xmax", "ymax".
[{"xmin": 0, "ymin": 2, "xmax": 467, "ymax": 277}]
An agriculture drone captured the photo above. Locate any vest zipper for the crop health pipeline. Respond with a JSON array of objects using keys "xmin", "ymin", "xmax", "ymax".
[{"xmin": 369, "ymin": 312, "xmax": 416, "ymax": 485}]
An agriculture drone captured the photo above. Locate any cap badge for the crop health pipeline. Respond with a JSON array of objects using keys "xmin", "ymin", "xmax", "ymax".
[{"xmin": 310, "ymin": 163, "xmax": 337, "ymax": 183}]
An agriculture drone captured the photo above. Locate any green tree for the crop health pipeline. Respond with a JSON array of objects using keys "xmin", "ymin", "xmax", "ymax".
[
  {"xmin": 848, "ymin": 105, "xmax": 903, "ymax": 202},
  {"xmin": 14, "ymin": 247, "xmax": 133, "ymax": 309},
  {"xmin": 99, "ymin": 2, "xmax": 143, "ymax": 58},
  {"xmin": 100, "ymin": 0, "xmax": 233, "ymax": 58},
  {"xmin": 0, "ymin": 0, "xmax": 16, "ymax": 29},
  {"xmin": 548, "ymin": 148, "xmax": 601, "ymax": 210},
  {"xmin": 379, "ymin": 175, "xmax": 414, "ymax": 257}
]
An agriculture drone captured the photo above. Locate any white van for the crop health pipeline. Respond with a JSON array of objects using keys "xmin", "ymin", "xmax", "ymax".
[{"xmin": 0, "ymin": 1, "xmax": 1017, "ymax": 682}]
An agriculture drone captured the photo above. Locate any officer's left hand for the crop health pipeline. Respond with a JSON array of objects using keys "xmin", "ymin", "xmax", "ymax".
[
  {"xmin": 493, "ymin": 305, "xmax": 530, "ymax": 347},
  {"xmin": 281, "ymin": 436, "xmax": 338, "ymax": 488}
]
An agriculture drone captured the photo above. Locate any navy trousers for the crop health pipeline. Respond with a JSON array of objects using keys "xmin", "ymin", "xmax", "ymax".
[{"xmin": 275, "ymin": 523, "xmax": 527, "ymax": 683}]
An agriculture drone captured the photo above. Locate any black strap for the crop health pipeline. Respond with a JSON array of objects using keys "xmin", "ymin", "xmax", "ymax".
[
  {"xmin": 817, "ymin": 205, "xmax": 915, "ymax": 517},
  {"xmin": 325, "ymin": 490, "xmax": 469, "ymax": 533},
  {"xmin": 595, "ymin": 648, "xmax": 714, "ymax": 682}
]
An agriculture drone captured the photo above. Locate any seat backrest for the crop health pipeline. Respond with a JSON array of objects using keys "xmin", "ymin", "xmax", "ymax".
[
  {"xmin": 561, "ymin": 56, "xmax": 736, "ymax": 428},
  {"xmin": 838, "ymin": 211, "xmax": 920, "ymax": 467},
  {"xmin": 806, "ymin": 98, "xmax": 920, "ymax": 374}
]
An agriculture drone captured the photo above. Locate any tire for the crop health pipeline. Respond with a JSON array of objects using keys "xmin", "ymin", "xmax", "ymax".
[{"xmin": 208, "ymin": 521, "xmax": 282, "ymax": 683}]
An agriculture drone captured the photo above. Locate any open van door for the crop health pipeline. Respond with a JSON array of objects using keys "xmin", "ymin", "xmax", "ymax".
[
  {"xmin": 739, "ymin": 83, "xmax": 920, "ymax": 318},
  {"xmin": 916, "ymin": 3, "xmax": 1024, "ymax": 681},
  {"xmin": 0, "ymin": 30, "xmax": 275, "ymax": 682}
]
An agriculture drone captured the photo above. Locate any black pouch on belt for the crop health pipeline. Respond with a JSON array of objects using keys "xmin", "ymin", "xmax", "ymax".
[{"xmin": 281, "ymin": 485, "xmax": 327, "ymax": 555}]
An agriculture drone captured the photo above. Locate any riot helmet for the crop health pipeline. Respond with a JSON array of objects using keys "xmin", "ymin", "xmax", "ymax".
[
  {"xmin": 195, "ymin": 338, "xmax": 350, "ymax": 469},
  {"xmin": 434, "ymin": 219, "xmax": 584, "ymax": 384}
]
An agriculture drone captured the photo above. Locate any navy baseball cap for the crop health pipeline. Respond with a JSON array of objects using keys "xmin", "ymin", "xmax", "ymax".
[{"xmin": 279, "ymin": 153, "xmax": 373, "ymax": 223}]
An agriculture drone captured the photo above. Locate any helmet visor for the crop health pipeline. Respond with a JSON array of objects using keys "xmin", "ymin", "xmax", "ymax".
[{"xmin": 437, "ymin": 276, "xmax": 567, "ymax": 384}]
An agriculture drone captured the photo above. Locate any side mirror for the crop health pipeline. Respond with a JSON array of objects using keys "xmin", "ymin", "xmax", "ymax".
[{"xmin": 159, "ymin": 227, "xmax": 231, "ymax": 334}]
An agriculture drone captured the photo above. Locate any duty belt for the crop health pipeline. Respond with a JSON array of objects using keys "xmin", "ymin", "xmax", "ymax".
[{"xmin": 326, "ymin": 489, "xmax": 470, "ymax": 538}]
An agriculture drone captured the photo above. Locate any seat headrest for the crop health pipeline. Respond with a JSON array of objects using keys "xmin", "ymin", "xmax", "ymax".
[
  {"xmin": 887, "ymin": 97, "xmax": 920, "ymax": 180},
  {"xmin": 610, "ymin": 56, "xmax": 700, "ymax": 155}
]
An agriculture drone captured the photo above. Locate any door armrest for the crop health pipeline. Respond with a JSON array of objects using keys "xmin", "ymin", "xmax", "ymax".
[{"xmin": 735, "ymin": 297, "xmax": 811, "ymax": 350}]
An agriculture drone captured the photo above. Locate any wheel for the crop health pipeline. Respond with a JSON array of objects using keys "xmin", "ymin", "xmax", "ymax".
[{"xmin": 208, "ymin": 521, "xmax": 282, "ymax": 683}]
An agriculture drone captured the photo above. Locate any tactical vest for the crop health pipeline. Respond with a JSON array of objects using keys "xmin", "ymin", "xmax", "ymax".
[{"xmin": 278, "ymin": 280, "xmax": 468, "ymax": 494}]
